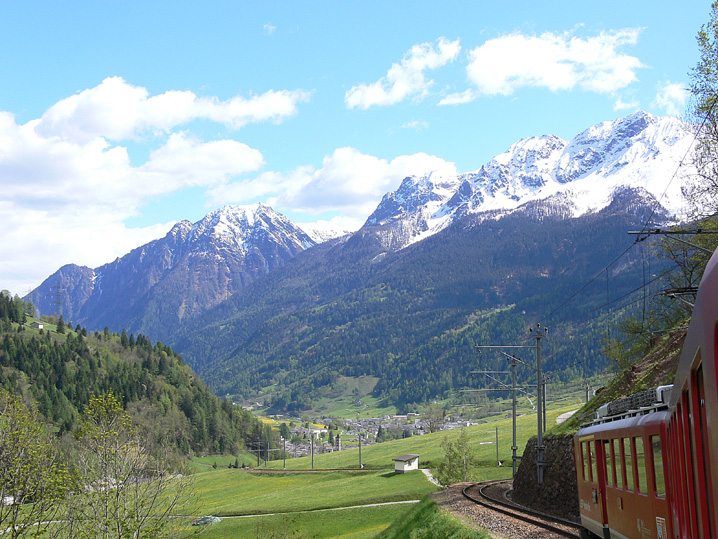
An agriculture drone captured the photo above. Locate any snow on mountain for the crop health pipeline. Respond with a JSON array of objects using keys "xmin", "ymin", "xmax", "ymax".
[
  {"xmin": 363, "ymin": 112, "xmax": 693, "ymax": 250},
  {"xmin": 28, "ymin": 203, "xmax": 317, "ymax": 335},
  {"xmin": 186, "ymin": 203, "xmax": 316, "ymax": 254},
  {"xmin": 298, "ymin": 222, "xmax": 351, "ymax": 244}
]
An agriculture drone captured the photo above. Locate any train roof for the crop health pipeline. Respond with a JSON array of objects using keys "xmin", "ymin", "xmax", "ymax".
[
  {"xmin": 576, "ymin": 409, "xmax": 669, "ymax": 437},
  {"xmin": 578, "ymin": 384, "xmax": 673, "ymax": 429}
]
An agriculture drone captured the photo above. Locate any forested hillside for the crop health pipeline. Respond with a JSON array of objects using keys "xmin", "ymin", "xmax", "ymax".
[
  {"xmin": 172, "ymin": 193, "xmax": 670, "ymax": 412},
  {"xmin": 0, "ymin": 291, "xmax": 269, "ymax": 458}
]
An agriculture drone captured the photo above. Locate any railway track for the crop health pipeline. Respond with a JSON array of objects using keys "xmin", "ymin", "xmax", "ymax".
[{"xmin": 462, "ymin": 479, "xmax": 582, "ymax": 538}]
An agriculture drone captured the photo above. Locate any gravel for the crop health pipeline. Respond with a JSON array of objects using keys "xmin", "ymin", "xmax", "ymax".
[{"xmin": 433, "ymin": 483, "xmax": 574, "ymax": 539}]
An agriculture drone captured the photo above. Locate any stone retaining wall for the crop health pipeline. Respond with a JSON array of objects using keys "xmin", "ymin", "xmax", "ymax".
[{"xmin": 511, "ymin": 434, "xmax": 580, "ymax": 522}]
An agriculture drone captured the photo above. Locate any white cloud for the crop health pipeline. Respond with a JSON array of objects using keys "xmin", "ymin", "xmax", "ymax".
[
  {"xmin": 465, "ymin": 29, "xmax": 643, "ymax": 97},
  {"xmin": 401, "ymin": 120, "xmax": 429, "ymax": 130},
  {"xmin": 263, "ymin": 23, "xmax": 276, "ymax": 35},
  {"xmin": 0, "ymin": 78, "xmax": 307, "ymax": 294},
  {"xmin": 652, "ymin": 81, "xmax": 688, "ymax": 117},
  {"xmin": 345, "ymin": 38, "xmax": 461, "ymax": 109},
  {"xmin": 438, "ymin": 89, "xmax": 478, "ymax": 105},
  {"xmin": 208, "ymin": 147, "xmax": 457, "ymax": 223},
  {"xmin": 36, "ymin": 76, "xmax": 311, "ymax": 143},
  {"xmin": 613, "ymin": 97, "xmax": 640, "ymax": 111}
]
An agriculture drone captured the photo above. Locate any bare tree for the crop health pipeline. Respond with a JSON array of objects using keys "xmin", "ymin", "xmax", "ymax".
[
  {"xmin": 62, "ymin": 392, "xmax": 197, "ymax": 539},
  {"xmin": 0, "ymin": 391, "xmax": 71, "ymax": 538}
]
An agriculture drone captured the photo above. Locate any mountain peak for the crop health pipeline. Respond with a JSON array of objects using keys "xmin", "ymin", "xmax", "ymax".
[
  {"xmin": 361, "ymin": 111, "xmax": 693, "ymax": 250},
  {"xmin": 29, "ymin": 203, "xmax": 317, "ymax": 336}
]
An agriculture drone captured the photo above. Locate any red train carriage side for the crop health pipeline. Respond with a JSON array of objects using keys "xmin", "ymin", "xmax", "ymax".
[
  {"xmin": 576, "ymin": 399, "xmax": 673, "ymax": 539},
  {"xmin": 576, "ymin": 245, "xmax": 718, "ymax": 539},
  {"xmin": 665, "ymin": 246, "xmax": 718, "ymax": 539}
]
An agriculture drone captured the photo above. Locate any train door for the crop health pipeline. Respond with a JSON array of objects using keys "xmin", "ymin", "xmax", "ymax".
[
  {"xmin": 683, "ymin": 391, "xmax": 702, "ymax": 537},
  {"xmin": 577, "ymin": 436, "xmax": 609, "ymax": 538},
  {"xmin": 594, "ymin": 439, "xmax": 609, "ymax": 530},
  {"xmin": 675, "ymin": 400, "xmax": 698, "ymax": 538},
  {"xmin": 694, "ymin": 364, "xmax": 715, "ymax": 538}
]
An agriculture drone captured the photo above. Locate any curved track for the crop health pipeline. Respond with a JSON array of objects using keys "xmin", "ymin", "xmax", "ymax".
[{"xmin": 462, "ymin": 479, "xmax": 582, "ymax": 538}]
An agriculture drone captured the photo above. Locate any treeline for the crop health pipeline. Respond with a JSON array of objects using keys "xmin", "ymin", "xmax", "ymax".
[{"xmin": 0, "ymin": 291, "xmax": 267, "ymax": 458}]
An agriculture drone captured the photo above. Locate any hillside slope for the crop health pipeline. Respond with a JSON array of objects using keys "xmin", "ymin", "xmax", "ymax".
[
  {"xmin": 0, "ymin": 292, "xmax": 266, "ymax": 457},
  {"xmin": 172, "ymin": 193, "xmax": 671, "ymax": 411}
]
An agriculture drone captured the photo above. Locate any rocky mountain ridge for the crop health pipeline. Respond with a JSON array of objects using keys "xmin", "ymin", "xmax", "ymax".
[
  {"xmin": 28, "ymin": 203, "xmax": 315, "ymax": 335},
  {"xmin": 27, "ymin": 111, "xmax": 689, "ymax": 348},
  {"xmin": 363, "ymin": 111, "xmax": 692, "ymax": 250}
]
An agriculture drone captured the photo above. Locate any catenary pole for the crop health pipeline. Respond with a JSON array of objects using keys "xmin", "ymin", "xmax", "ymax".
[{"xmin": 530, "ymin": 323, "xmax": 547, "ymax": 485}]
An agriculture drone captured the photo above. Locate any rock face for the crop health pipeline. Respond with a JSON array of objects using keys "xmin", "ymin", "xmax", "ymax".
[
  {"xmin": 511, "ymin": 434, "xmax": 580, "ymax": 522},
  {"xmin": 27, "ymin": 204, "xmax": 316, "ymax": 338}
]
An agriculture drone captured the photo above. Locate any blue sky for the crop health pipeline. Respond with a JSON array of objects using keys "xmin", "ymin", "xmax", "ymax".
[{"xmin": 0, "ymin": 1, "xmax": 710, "ymax": 295}]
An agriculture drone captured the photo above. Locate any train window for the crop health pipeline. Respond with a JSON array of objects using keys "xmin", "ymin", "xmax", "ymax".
[
  {"xmin": 582, "ymin": 441, "xmax": 589, "ymax": 480},
  {"xmin": 613, "ymin": 438, "xmax": 623, "ymax": 489},
  {"xmin": 623, "ymin": 437, "xmax": 634, "ymax": 491},
  {"xmin": 589, "ymin": 442, "xmax": 597, "ymax": 483},
  {"xmin": 651, "ymin": 435, "xmax": 666, "ymax": 498},
  {"xmin": 634, "ymin": 437, "xmax": 646, "ymax": 494},
  {"xmin": 604, "ymin": 440, "xmax": 613, "ymax": 487}
]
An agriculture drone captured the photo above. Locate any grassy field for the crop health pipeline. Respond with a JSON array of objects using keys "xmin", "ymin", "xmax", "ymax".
[
  {"xmin": 259, "ymin": 402, "xmax": 581, "ymax": 475},
  {"xmin": 376, "ymin": 497, "xmax": 490, "ymax": 539},
  {"xmin": 191, "ymin": 468, "xmax": 437, "ymax": 516},
  {"xmin": 185, "ymin": 467, "xmax": 438, "ymax": 539},
  {"xmin": 177, "ymin": 398, "xmax": 587, "ymax": 538},
  {"xmin": 192, "ymin": 502, "xmax": 414, "ymax": 539}
]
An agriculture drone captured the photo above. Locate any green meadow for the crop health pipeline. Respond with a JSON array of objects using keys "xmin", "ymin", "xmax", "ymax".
[
  {"xmin": 187, "ymin": 469, "xmax": 436, "ymax": 539},
  {"xmin": 258, "ymin": 401, "xmax": 581, "ymax": 472},
  {"xmin": 184, "ymin": 401, "xmax": 583, "ymax": 538},
  {"xmin": 193, "ymin": 503, "xmax": 414, "ymax": 539},
  {"xmin": 192, "ymin": 469, "xmax": 437, "ymax": 516}
]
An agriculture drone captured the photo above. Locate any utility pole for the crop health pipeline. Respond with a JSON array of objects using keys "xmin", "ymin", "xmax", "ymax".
[
  {"xmin": 471, "ymin": 350, "xmax": 529, "ymax": 479},
  {"xmin": 529, "ymin": 323, "xmax": 548, "ymax": 485},
  {"xmin": 49, "ymin": 283, "xmax": 64, "ymax": 318},
  {"xmin": 358, "ymin": 433, "xmax": 362, "ymax": 469},
  {"xmin": 495, "ymin": 426, "xmax": 499, "ymax": 466},
  {"xmin": 311, "ymin": 435, "xmax": 314, "ymax": 470},
  {"xmin": 283, "ymin": 437, "xmax": 286, "ymax": 469},
  {"xmin": 509, "ymin": 354, "xmax": 518, "ymax": 478}
]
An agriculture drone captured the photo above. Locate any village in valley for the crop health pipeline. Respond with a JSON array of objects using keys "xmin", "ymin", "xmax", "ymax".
[{"xmin": 260, "ymin": 411, "xmax": 482, "ymax": 460}]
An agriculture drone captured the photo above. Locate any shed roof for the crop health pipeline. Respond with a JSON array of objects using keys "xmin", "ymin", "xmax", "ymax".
[{"xmin": 392, "ymin": 454, "xmax": 419, "ymax": 462}]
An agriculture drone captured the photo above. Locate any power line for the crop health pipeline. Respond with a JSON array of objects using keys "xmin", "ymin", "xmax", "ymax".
[
  {"xmin": 540, "ymin": 106, "xmax": 713, "ymax": 327},
  {"xmin": 542, "ymin": 241, "xmax": 637, "ymax": 324},
  {"xmin": 635, "ymin": 99, "xmax": 716, "ymax": 238}
]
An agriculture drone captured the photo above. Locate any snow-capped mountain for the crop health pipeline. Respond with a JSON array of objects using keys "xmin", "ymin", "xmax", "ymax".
[
  {"xmin": 28, "ymin": 204, "xmax": 316, "ymax": 336},
  {"xmin": 28, "ymin": 111, "xmax": 694, "ymax": 346},
  {"xmin": 298, "ymin": 222, "xmax": 351, "ymax": 244},
  {"xmin": 363, "ymin": 112, "xmax": 693, "ymax": 250}
]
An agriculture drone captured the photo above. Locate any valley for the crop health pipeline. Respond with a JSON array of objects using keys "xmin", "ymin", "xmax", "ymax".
[
  {"xmin": 1, "ymin": 110, "xmax": 704, "ymax": 538},
  {"xmin": 26, "ymin": 112, "xmax": 688, "ymax": 415}
]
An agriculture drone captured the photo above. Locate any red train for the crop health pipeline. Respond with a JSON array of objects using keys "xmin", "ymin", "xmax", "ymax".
[{"xmin": 575, "ymin": 247, "xmax": 718, "ymax": 539}]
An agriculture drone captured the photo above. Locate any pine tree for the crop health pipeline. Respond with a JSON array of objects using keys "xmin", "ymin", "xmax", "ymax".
[{"xmin": 56, "ymin": 315, "xmax": 65, "ymax": 334}]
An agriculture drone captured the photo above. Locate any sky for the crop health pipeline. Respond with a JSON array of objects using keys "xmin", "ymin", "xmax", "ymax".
[{"xmin": 0, "ymin": 1, "xmax": 710, "ymax": 296}]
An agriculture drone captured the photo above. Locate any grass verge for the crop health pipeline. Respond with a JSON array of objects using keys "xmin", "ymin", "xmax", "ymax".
[{"xmin": 376, "ymin": 496, "xmax": 490, "ymax": 539}]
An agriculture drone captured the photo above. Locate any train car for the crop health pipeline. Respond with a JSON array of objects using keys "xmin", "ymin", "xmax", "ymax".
[
  {"xmin": 575, "ymin": 388, "xmax": 673, "ymax": 539},
  {"xmin": 576, "ymin": 245, "xmax": 718, "ymax": 539},
  {"xmin": 664, "ymin": 246, "xmax": 718, "ymax": 538}
]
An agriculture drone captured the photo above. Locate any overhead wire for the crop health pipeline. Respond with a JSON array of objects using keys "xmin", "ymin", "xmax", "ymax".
[{"xmin": 540, "ymin": 102, "xmax": 717, "ymax": 327}]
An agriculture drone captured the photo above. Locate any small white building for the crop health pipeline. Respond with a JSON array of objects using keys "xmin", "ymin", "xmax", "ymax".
[
  {"xmin": 30, "ymin": 321, "xmax": 43, "ymax": 330},
  {"xmin": 392, "ymin": 454, "xmax": 419, "ymax": 474}
]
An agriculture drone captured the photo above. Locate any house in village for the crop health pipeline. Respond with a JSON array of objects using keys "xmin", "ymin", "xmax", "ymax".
[
  {"xmin": 30, "ymin": 321, "xmax": 43, "ymax": 330},
  {"xmin": 392, "ymin": 454, "xmax": 419, "ymax": 474}
]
